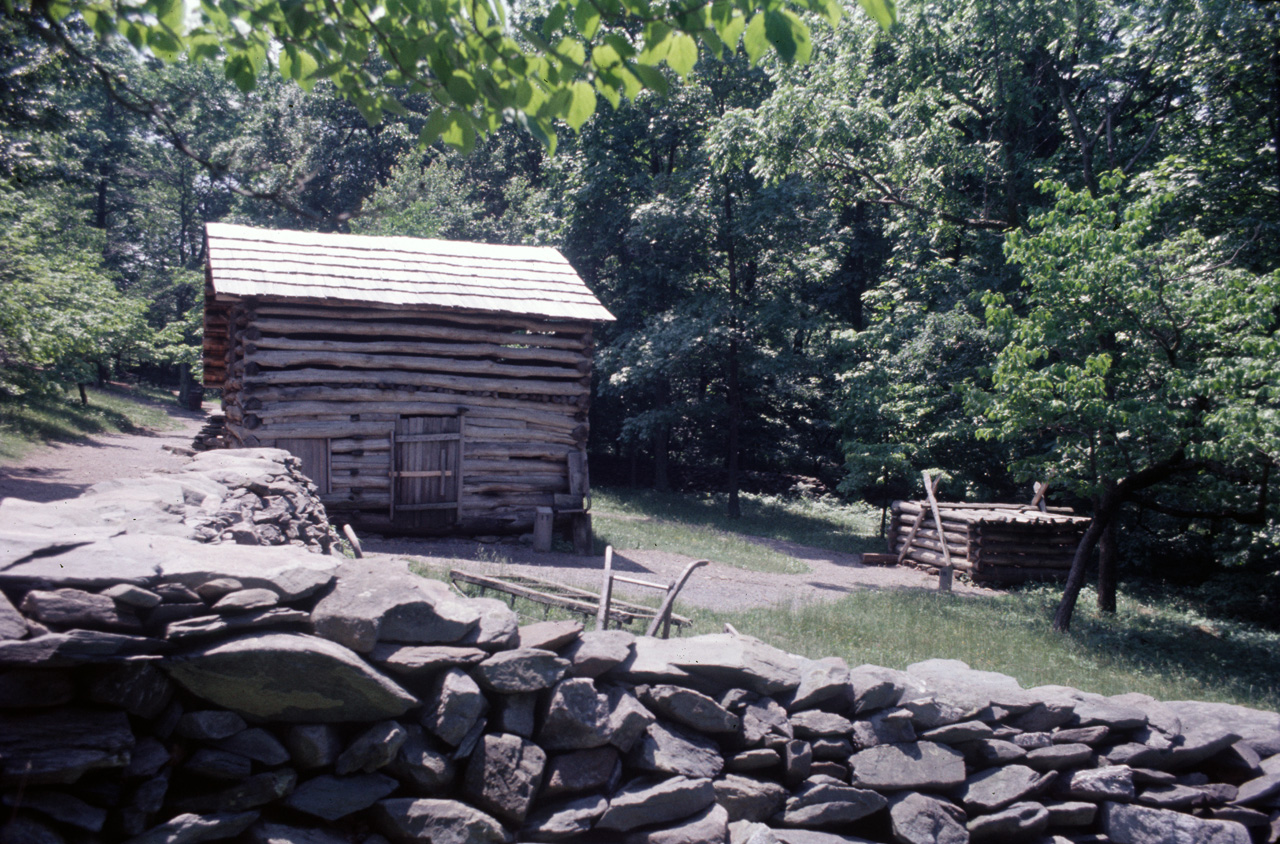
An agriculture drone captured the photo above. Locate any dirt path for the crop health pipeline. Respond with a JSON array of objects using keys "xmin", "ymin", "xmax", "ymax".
[
  {"xmin": 0, "ymin": 402, "xmax": 208, "ymax": 504},
  {"xmin": 0, "ymin": 397, "xmax": 1002, "ymax": 612},
  {"xmin": 363, "ymin": 530, "xmax": 1004, "ymax": 615}
]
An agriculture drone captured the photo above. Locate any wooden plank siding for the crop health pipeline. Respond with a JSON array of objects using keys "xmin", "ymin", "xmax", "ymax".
[{"xmin": 203, "ymin": 224, "xmax": 612, "ymax": 536}]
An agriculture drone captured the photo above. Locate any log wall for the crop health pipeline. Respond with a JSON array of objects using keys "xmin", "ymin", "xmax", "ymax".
[
  {"xmin": 888, "ymin": 500, "xmax": 1090, "ymax": 584},
  {"xmin": 215, "ymin": 301, "xmax": 594, "ymax": 534}
]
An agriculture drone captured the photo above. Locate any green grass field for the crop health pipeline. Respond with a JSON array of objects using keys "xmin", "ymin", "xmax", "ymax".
[
  {"xmin": 454, "ymin": 486, "xmax": 1280, "ymax": 713},
  {"xmin": 590, "ymin": 488, "xmax": 884, "ymax": 575},
  {"xmin": 0, "ymin": 384, "xmax": 180, "ymax": 462},
  {"xmin": 692, "ymin": 585, "xmax": 1280, "ymax": 711}
]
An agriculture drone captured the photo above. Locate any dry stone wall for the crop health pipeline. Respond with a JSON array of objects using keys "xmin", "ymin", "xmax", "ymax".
[
  {"xmin": 0, "ymin": 448, "xmax": 339, "ymax": 553},
  {"xmin": 1, "ymin": 450, "xmax": 1279, "ymax": 844}
]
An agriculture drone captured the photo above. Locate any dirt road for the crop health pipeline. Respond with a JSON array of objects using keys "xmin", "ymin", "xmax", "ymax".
[
  {"xmin": 363, "ymin": 532, "xmax": 1003, "ymax": 615},
  {"xmin": 0, "ymin": 398, "xmax": 1000, "ymax": 611},
  {"xmin": 0, "ymin": 405, "xmax": 208, "ymax": 504}
]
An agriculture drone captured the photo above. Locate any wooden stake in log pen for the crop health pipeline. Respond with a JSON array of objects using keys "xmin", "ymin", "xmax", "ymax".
[{"xmin": 923, "ymin": 473, "xmax": 953, "ymax": 592}]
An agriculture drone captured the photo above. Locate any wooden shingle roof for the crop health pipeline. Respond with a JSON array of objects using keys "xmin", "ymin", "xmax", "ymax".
[{"xmin": 204, "ymin": 222, "xmax": 614, "ymax": 322}]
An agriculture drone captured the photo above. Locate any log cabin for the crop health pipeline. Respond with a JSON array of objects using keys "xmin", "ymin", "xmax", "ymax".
[{"xmin": 201, "ymin": 222, "xmax": 614, "ymax": 540}]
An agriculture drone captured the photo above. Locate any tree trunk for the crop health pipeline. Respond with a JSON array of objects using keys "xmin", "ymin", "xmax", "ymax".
[
  {"xmin": 1097, "ymin": 513, "xmax": 1118, "ymax": 613},
  {"xmin": 723, "ymin": 179, "xmax": 742, "ymax": 520},
  {"xmin": 1269, "ymin": 8, "xmax": 1280, "ymax": 217},
  {"xmin": 727, "ymin": 339, "xmax": 741, "ymax": 519},
  {"xmin": 78, "ymin": 383, "xmax": 88, "ymax": 405},
  {"xmin": 654, "ymin": 378, "xmax": 671, "ymax": 492},
  {"xmin": 1052, "ymin": 489, "xmax": 1120, "ymax": 632},
  {"xmin": 654, "ymin": 422, "xmax": 670, "ymax": 492}
]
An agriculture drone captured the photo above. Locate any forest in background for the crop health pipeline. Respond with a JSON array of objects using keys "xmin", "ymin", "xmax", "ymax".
[{"xmin": 2, "ymin": 0, "xmax": 1279, "ymax": 627}]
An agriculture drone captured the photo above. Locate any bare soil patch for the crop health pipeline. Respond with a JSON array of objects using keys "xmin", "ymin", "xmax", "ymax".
[
  {"xmin": 0, "ymin": 404, "xmax": 208, "ymax": 503},
  {"xmin": 0, "ymin": 396, "xmax": 1003, "ymax": 611}
]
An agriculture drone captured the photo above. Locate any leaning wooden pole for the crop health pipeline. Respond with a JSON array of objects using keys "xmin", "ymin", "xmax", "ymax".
[{"xmin": 922, "ymin": 472, "xmax": 953, "ymax": 592}]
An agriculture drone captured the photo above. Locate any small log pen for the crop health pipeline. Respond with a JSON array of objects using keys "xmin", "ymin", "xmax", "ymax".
[{"xmin": 888, "ymin": 491, "xmax": 1090, "ymax": 585}]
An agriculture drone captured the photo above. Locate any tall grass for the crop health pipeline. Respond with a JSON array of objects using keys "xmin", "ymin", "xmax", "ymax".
[
  {"xmin": 404, "ymin": 485, "xmax": 1280, "ymax": 712},
  {"xmin": 694, "ymin": 584, "xmax": 1280, "ymax": 712},
  {"xmin": 591, "ymin": 487, "xmax": 883, "ymax": 575},
  {"xmin": 0, "ymin": 384, "xmax": 180, "ymax": 462}
]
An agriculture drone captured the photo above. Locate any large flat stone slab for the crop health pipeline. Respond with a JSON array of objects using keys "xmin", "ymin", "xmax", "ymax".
[
  {"xmin": 164, "ymin": 632, "xmax": 417, "ymax": 722},
  {"xmin": 906, "ymin": 658, "xmax": 1037, "ymax": 713},
  {"xmin": 1166, "ymin": 701, "xmax": 1280, "ymax": 757},
  {"xmin": 310, "ymin": 560, "xmax": 483, "ymax": 653},
  {"xmin": 655, "ymin": 633, "xmax": 803, "ymax": 695},
  {"xmin": 0, "ymin": 534, "xmax": 337, "ymax": 600},
  {"xmin": 0, "ymin": 708, "xmax": 134, "ymax": 785},
  {"xmin": 1102, "ymin": 801, "xmax": 1251, "ymax": 843},
  {"xmin": 849, "ymin": 741, "xmax": 966, "ymax": 792}
]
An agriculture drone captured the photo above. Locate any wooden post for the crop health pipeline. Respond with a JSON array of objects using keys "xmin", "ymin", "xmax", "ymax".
[
  {"xmin": 922, "ymin": 472, "xmax": 954, "ymax": 592},
  {"xmin": 341, "ymin": 524, "xmax": 364, "ymax": 559},
  {"xmin": 645, "ymin": 559, "xmax": 709, "ymax": 638},
  {"xmin": 1031, "ymin": 480, "xmax": 1049, "ymax": 512},
  {"xmin": 572, "ymin": 513, "xmax": 592, "ymax": 555},
  {"xmin": 568, "ymin": 449, "xmax": 590, "ymax": 512},
  {"xmin": 596, "ymin": 546, "xmax": 614, "ymax": 631},
  {"xmin": 533, "ymin": 506, "xmax": 554, "ymax": 552},
  {"xmin": 897, "ymin": 509, "xmax": 927, "ymax": 565}
]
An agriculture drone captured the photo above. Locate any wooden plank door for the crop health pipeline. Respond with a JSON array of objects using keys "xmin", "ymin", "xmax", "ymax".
[
  {"xmin": 392, "ymin": 416, "xmax": 461, "ymax": 530},
  {"xmin": 274, "ymin": 438, "xmax": 330, "ymax": 494}
]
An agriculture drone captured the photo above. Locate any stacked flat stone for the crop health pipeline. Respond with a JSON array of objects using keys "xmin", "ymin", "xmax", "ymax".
[
  {"xmin": 2, "ymin": 546, "xmax": 1279, "ymax": 844},
  {"xmin": 2, "ymin": 504, "xmax": 1279, "ymax": 844},
  {"xmin": 0, "ymin": 448, "xmax": 339, "ymax": 552},
  {"xmin": 192, "ymin": 413, "xmax": 232, "ymax": 452}
]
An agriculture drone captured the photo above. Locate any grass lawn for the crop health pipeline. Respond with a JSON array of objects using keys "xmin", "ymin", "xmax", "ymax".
[
  {"xmin": 441, "ymin": 486, "xmax": 1279, "ymax": 713},
  {"xmin": 0, "ymin": 384, "xmax": 181, "ymax": 463},
  {"xmin": 695, "ymin": 584, "xmax": 1280, "ymax": 712},
  {"xmin": 591, "ymin": 487, "xmax": 884, "ymax": 575}
]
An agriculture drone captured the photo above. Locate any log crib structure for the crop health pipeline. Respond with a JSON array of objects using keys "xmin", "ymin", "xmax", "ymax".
[
  {"xmin": 201, "ymin": 223, "xmax": 614, "ymax": 540},
  {"xmin": 888, "ymin": 499, "xmax": 1091, "ymax": 586}
]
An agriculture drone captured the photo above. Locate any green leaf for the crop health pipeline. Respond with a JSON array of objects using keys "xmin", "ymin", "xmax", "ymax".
[
  {"xmin": 700, "ymin": 30, "xmax": 725, "ymax": 60},
  {"xmin": 638, "ymin": 22, "xmax": 673, "ymax": 65},
  {"xmin": 225, "ymin": 53, "xmax": 258, "ymax": 92},
  {"xmin": 666, "ymin": 32, "xmax": 698, "ymax": 78},
  {"xmin": 518, "ymin": 112, "xmax": 557, "ymax": 154},
  {"xmin": 419, "ymin": 108, "xmax": 449, "ymax": 145},
  {"xmin": 602, "ymin": 34, "xmax": 636, "ymax": 60},
  {"xmin": 856, "ymin": 0, "xmax": 896, "ymax": 30},
  {"xmin": 764, "ymin": 9, "xmax": 810, "ymax": 64},
  {"xmin": 555, "ymin": 36, "xmax": 587, "ymax": 67},
  {"xmin": 631, "ymin": 62, "xmax": 668, "ymax": 96},
  {"xmin": 742, "ymin": 12, "xmax": 768, "ymax": 65},
  {"xmin": 565, "ymin": 79, "xmax": 596, "ymax": 130},
  {"xmin": 594, "ymin": 74, "xmax": 621, "ymax": 108},
  {"xmin": 440, "ymin": 111, "xmax": 477, "ymax": 153},
  {"xmin": 710, "ymin": 3, "xmax": 745, "ymax": 53},
  {"xmin": 446, "ymin": 70, "xmax": 478, "ymax": 106},
  {"xmin": 573, "ymin": 0, "xmax": 601, "ymax": 40},
  {"xmin": 542, "ymin": 4, "xmax": 566, "ymax": 39},
  {"xmin": 515, "ymin": 79, "xmax": 547, "ymax": 111},
  {"xmin": 155, "ymin": 0, "xmax": 186, "ymax": 33},
  {"xmin": 146, "ymin": 28, "xmax": 183, "ymax": 60},
  {"xmin": 592, "ymin": 42, "xmax": 622, "ymax": 69}
]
